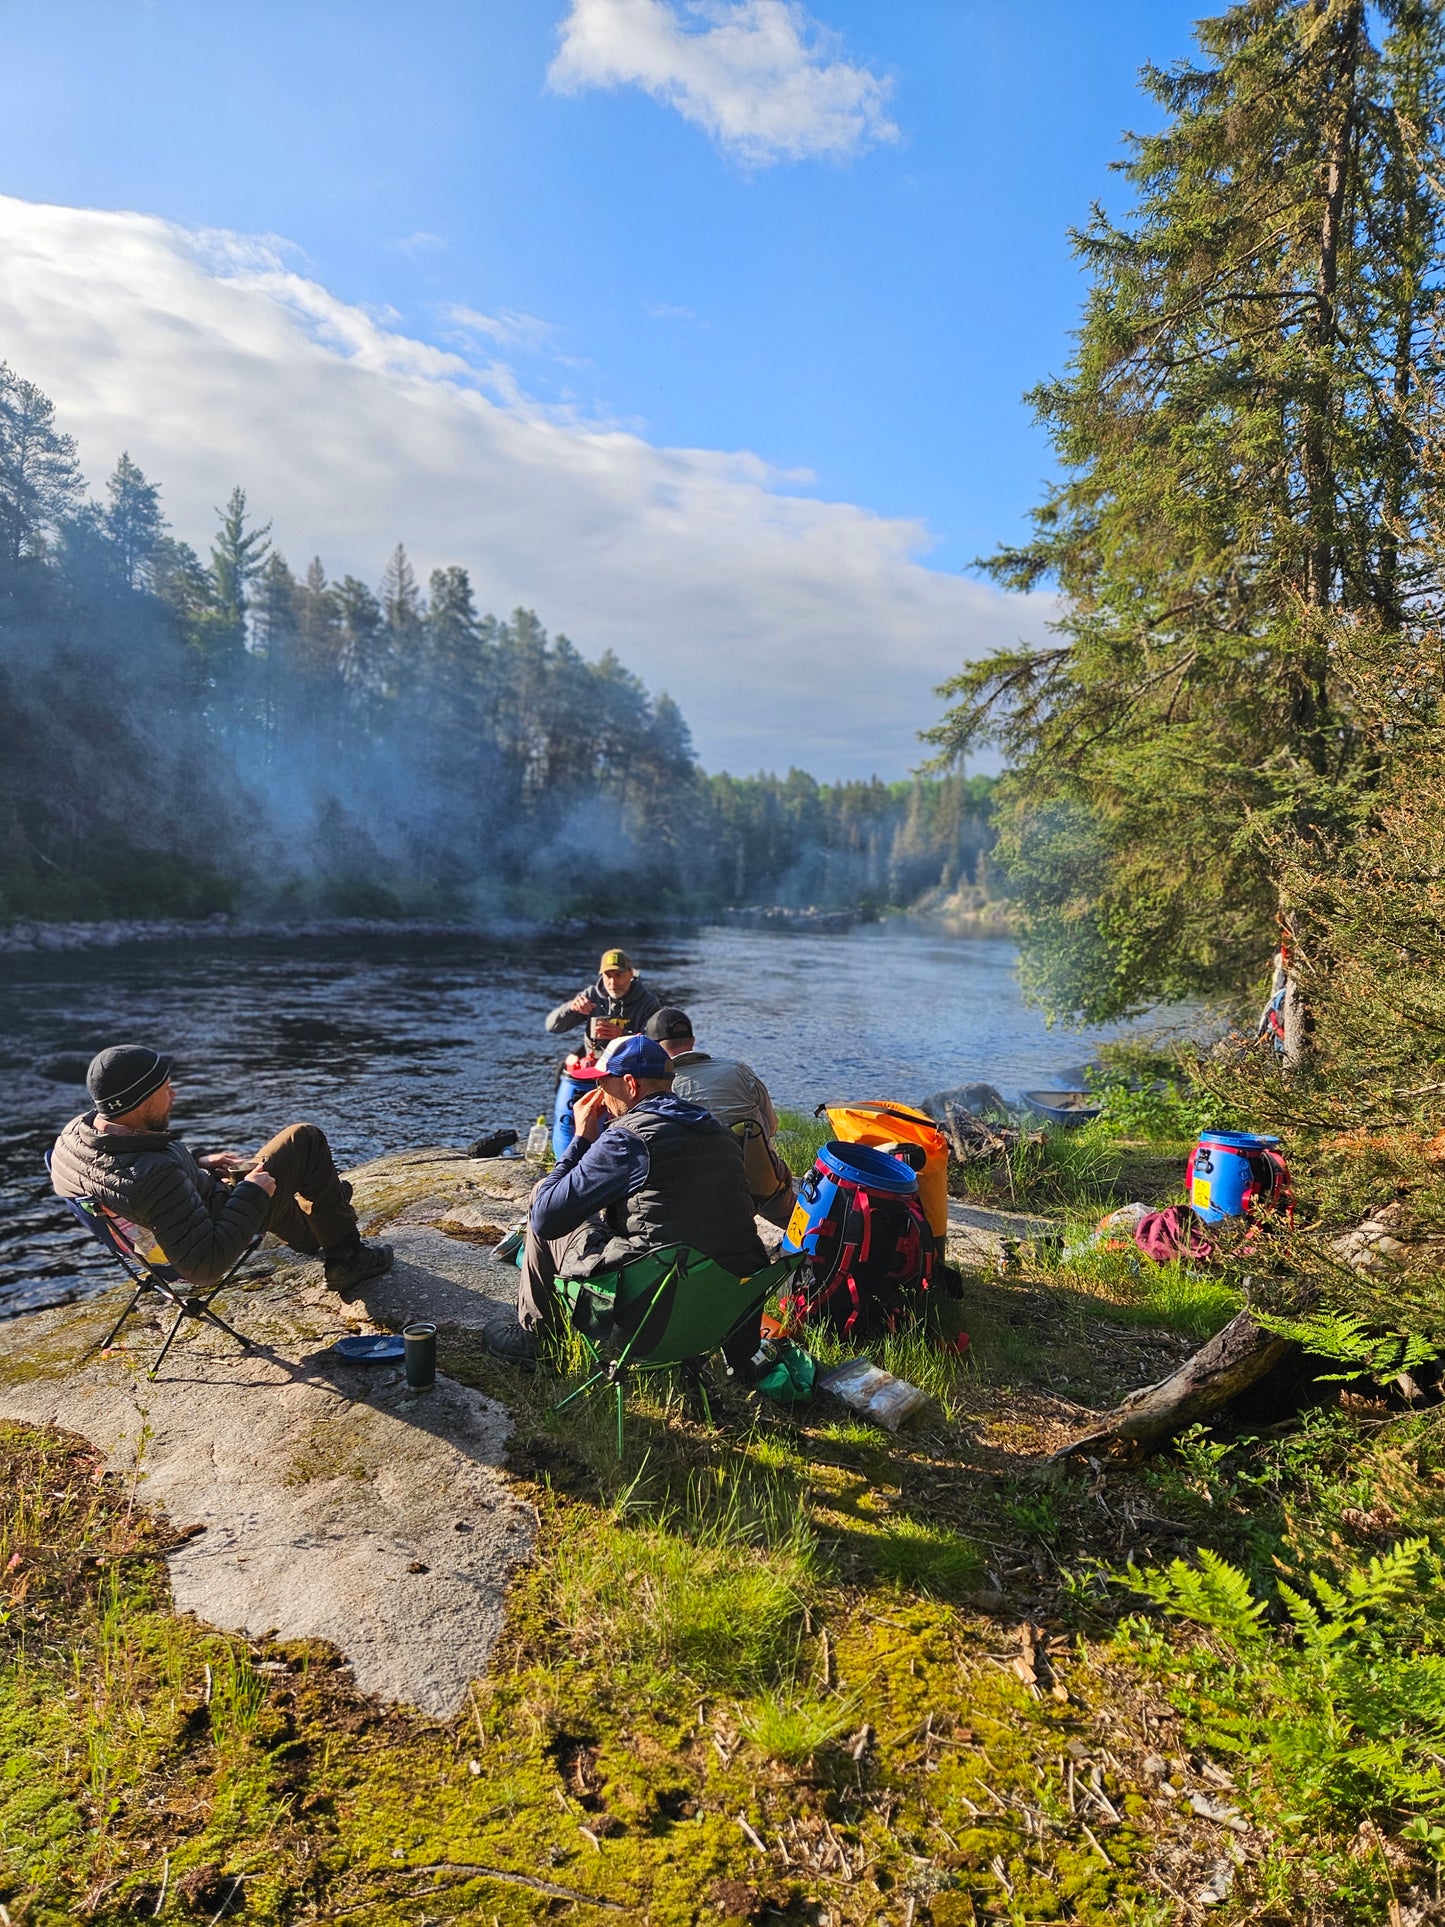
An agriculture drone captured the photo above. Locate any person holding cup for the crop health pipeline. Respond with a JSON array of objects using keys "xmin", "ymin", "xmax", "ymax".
[{"xmin": 543, "ymin": 948, "xmax": 663, "ymax": 1158}]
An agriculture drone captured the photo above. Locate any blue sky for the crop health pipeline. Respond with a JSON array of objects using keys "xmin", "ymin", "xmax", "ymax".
[{"xmin": 0, "ymin": 0, "xmax": 1206, "ymax": 774}]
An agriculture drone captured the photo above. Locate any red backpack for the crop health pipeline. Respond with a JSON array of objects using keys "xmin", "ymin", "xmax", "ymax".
[{"xmin": 781, "ymin": 1163, "xmax": 940, "ymax": 1338}]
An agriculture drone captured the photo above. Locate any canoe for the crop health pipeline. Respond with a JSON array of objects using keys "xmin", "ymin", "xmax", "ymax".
[{"xmin": 1019, "ymin": 1089, "xmax": 1103, "ymax": 1129}]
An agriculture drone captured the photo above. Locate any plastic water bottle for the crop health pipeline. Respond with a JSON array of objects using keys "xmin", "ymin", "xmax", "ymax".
[{"xmin": 525, "ymin": 1115, "xmax": 549, "ymax": 1161}]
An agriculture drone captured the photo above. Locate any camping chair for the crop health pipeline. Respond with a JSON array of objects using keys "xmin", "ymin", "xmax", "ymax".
[
  {"xmin": 46, "ymin": 1151, "xmax": 259, "ymax": 1381},
  {"xmin": 552, "ymin": 1242, "xmax": 804, "ymax": 1457}
]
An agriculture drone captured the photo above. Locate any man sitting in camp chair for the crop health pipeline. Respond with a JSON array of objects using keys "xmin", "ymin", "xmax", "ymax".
[
  {"xmin": 50, "ymin": 1045, "xmax": 393, "ymax": 1297},
  {"xmin": 486, "ymin": 1032, "xmax": 768, "ymax": 1369}
]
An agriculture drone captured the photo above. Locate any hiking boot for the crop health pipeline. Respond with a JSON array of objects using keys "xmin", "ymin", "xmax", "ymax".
[
  {"xmin": 483, "ymin": 1315, "xmax": 538, "ymax": 1370},
  {"xmin": 324, "ymin": 1240, "xmax": 394, "ymax": 1297}
]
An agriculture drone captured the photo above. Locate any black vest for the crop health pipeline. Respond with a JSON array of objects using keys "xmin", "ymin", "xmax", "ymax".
[{"xmin": 605, "ymin": 1101, "xmax": 768, "ymax": 1278}]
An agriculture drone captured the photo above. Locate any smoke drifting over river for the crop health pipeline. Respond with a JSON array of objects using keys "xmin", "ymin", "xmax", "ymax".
[{"xmin": 0, "ymin": 363, "xmax": 997, "ymax": 927}]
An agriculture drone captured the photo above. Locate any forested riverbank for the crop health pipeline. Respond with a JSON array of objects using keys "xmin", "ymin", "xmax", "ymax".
[{"xmin": 0, "ymin": 366, "xmax": 1002, "ymax": 928}]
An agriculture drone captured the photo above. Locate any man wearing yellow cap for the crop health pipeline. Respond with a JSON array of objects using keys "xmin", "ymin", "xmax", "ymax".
[
  {"xmin": 544, "ymin": 947, "xmax": 663, "ymax": 1157},
  {"xmin": 545, "ymin": 947, "xmax": 662, "ymax": 1054}
]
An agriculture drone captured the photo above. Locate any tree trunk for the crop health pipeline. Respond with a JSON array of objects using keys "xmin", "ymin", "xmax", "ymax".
[
  {"xmin": 1281, "ymin": 974, "xmax": 1311, "ymax": 1071},
  {"xmin": 1049, "ymin": 1310, "xmax": 1297, "ymax": 1460}
]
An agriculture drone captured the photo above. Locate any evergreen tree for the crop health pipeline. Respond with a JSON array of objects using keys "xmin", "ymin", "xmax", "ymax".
[
  {"xmin": 379, "ymin": 541, "xmax": 424, "ymax": 634},
  {"xmin": 0, "ymin": 361, "xmax": 83, "ymax": 564},
  {"xmin": 930, "ymin": 0, "xmax": 1445, "ymax": 1020},
  {"xmin": 294, "ymin": 557, "xmax": 344, "ymax": 690},
  {"xmin": 103, "ymin": 452, "xmax": 166, "ymax": 590},
  {"xmin": 334, "ymin": 574, "xmax": 388, "ymax": 705},
  {"xmin": 209, "ymin": 485, "xmax": 272, "ymax": 646},
  {"xmin": 420, "ymin": 564, "xmax": 496, "ymax": 813},
  {"xmin": 252, "ymin": 551, "xmax": 301, "ymax": 747}
]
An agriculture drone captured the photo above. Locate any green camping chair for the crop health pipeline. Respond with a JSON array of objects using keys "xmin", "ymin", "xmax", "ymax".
[{"xmin": 553, "ymin": 1243, "xmax": 802, "ymax": 1457}]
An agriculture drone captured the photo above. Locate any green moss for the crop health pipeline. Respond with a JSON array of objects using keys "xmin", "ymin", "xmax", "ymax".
[{"xmin": 12, "ymin": 1113, "xmax": 1429, "ymax": 1922}]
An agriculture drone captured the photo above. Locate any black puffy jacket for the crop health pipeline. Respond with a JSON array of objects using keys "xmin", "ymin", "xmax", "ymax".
[{"xmin": 50, "ymin": 1112, "xmax": 271, "ymax": 1286}]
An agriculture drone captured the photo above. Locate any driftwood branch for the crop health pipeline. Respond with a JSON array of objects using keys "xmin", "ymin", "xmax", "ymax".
[
  {"xmin": 1050, "ymin": 1310, "xmax": 1296, "ymax": 1460},
  {"xmin": 939, "ymin": 1102, "xmax": 1028, "ymax": 1166}
]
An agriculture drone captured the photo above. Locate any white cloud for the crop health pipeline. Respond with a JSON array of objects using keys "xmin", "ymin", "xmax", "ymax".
[
  {"xmin": 0, "ymin": 194, "xmax": 1047, "ymax": 779},
  {"xmin": 548, "ymin": 0, "xmax": 898, "ymax": 165},
  {"xmin": 391, "ymin": 230, "xmax": 448, "ymax": 255},
  {"xmin": 442, "ymin": 303, "xmax": 556, "ymax": 352}
]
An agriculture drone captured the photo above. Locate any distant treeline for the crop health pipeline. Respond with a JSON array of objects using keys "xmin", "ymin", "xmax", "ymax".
[{"xmin": 0, "ymin": 362, "xmax": 995, "ymax": 924}]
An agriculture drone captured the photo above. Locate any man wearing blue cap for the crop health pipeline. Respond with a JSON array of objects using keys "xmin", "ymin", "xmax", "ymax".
[{"xmin": 487, "ymin": 1031, "xmax": 767, "ymax": 1367}]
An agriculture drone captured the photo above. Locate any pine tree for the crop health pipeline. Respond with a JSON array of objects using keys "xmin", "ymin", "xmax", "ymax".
[
  {"xmin": 252, "ymin": 551, "xmax": 300, "ymax": 747},
  {"xmin": 210, "ymin": 486, "xmax": 272, "ymax": 638},
  {"xmin": 103, "ymin": 452, "xmax": 166, "ymax": 590},
  {"xmin": 294, "ymin": 557, "xmax": 344, "ymax": 689},
  {"xmin": 379, "ymin": 541, "xmax": 424, "ymax": 635},
  {"xmin": 929, "ymin": 0, "xmax": 1445, "ymax": 1020},
  {"xmin": 334, "ymin": 574, "xmax": 388, "ymax": 705},
  {"xmin": 0, "ymin": 361, "xmax": 83, "ymax": 564}
]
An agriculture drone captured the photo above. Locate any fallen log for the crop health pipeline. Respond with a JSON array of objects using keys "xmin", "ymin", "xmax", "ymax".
[{"xmin": 1050, "ymin": 1309, "xmax": 1297, "ymax": 1460}]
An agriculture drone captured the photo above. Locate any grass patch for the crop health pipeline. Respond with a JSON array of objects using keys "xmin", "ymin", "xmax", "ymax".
[
  {"xmin": 869, "ymin": 1517, "xmax": 984, "ymax": 1596},
  {"xmin": 1046, "ymin": 1233, "xmax": 1242, "ymax": 1337},
  {"xmin": 964, "ymin": 1120, "xmax": 1127, "ymax": 1211},
  {"xmin": 738, "ymin": 1680, "xmax": 856, "ymax": 1764},
  {"xmin": 775, "ymin": 1105, "xmax": 830, "ymax": 1175},
  {"xmin": 549, "ymin": 1466, "xmax": 815, "ymax": 1691}
]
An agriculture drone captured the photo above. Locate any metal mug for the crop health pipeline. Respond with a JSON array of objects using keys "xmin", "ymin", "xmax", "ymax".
[{"xmin": 403, "ymin": 1322, "xmax": 437, "ymax": 1390}]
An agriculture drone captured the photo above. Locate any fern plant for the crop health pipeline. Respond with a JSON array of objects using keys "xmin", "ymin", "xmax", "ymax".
[
  {"xmin": 1123, "ymin": 1537, "xmax": 1445, "ymax": 1838},
  {"xmin": 1251, "ymin": 1310, "xmax": 1440, "ymax": 1384}
]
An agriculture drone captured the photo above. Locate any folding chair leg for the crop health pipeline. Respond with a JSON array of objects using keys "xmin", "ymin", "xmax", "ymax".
[
  {"xmin": 554, "ymin": 1366, "xmax": 609, "ymax": 1414},
  {"xmin": 90, "ymin": 1284, "xmax": 150, "ymax": 1358},
  {"xmin": 149, "ymin": 1304, "xmax": 190, "ymax": 1380},
  {"xmin": 615, "ymin": 1378, "xmax": 626, "ymax": 1460}
]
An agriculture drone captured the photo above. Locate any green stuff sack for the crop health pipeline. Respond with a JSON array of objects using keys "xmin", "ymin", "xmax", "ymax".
[{"xmin": 754, "ymin": 1343, "xmax": 817, "ymax": 1405}]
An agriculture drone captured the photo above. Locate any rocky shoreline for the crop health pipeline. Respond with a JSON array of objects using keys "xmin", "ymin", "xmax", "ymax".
[
  {"xmin": 0, "ymin": 912, "xmax": 548, "ymax": 955},
  {"xmin": 0, "ymin": 900, "xmax": 1017, "ymax": 956}
]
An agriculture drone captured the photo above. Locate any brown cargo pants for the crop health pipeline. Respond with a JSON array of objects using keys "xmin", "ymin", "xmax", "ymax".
[{"xmin": 249, "ymin": 1121, "xmax": 359, "ymax": 1255}]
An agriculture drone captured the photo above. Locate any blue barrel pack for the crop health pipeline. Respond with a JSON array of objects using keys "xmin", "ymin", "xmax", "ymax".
[
  {"xmin": 1186, "ymin": 1131, "xmax": 1291, "ymax": 1224},
  {"xmin": 552, "ymin": 1071, "xmax": 589, "ymax": 1159},
  {"xmin": 783, "ymin": 1140, "xmax": 918, "ymax": 1255}
]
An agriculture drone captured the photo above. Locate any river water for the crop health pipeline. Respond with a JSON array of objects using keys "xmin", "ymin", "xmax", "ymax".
[{"xmin": 0, "ymin": 921, "xmax": 1139, "ymax": 1317}]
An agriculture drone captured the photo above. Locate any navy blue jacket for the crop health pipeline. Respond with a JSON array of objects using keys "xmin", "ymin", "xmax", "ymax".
[{"xmin": 530, "ymin": 1093, "xmax": 766, "ymax": 1278}]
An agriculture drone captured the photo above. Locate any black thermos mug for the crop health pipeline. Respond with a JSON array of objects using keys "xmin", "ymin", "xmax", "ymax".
[{"xmin": 404, "ymin": 1322, "xmax": 437, "ymax": 1390}]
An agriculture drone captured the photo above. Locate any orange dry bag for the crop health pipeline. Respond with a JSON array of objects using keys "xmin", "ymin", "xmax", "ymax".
[{"xmin": 815, "ymin": 1100, "xmax": 950, "ymax": 1240}]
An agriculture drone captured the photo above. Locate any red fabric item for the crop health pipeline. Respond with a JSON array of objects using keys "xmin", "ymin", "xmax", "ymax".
[{"xmin": 1134, "ymin": 1205, "xmax": 1216, "ymax": 1264}]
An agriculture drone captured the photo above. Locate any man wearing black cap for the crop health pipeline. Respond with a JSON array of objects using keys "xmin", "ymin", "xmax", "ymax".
[
  {"xmin": 645, "ymin": 1008, "xmax": 796, "ymax": 1228},
  {"xmin": 485, "ymin": 1031, "xmax": 766, "ymax": 1367},
  {"xmin": 50, "ymin": 1046, "xmax": 393, "ymax": 1296}
]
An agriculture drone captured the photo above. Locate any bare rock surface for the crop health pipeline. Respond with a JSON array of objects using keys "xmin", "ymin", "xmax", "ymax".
[
  {"xmin": 0, "ymin": 1146, "xmax": 545, "ymax": 1719},
  {"xmin": 946, "ymin": 1197, "xmax": 1057, "ymax": 1265},
  {"xmin": 2, "ymin": 1142, "xmax": 1030, "ymax": 1713}
]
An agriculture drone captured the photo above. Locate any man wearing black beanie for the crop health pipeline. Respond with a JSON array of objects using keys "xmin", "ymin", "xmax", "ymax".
[{"xmin": 49, "ymin": 1045, "xmax": 392, "ymax": 1297}]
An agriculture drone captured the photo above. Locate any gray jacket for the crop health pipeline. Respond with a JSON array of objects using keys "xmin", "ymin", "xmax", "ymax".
[
  {"xmin": 544, "ymin": 974, "xmax": 661, "ymax": 1049},
  {"xmin": 666, "ymin": 1051, "xmax": 780, "ymax": 1137},
  {"xmin": 50, "ymin": 1112, "xmax": 271, "ymax": 1286}
]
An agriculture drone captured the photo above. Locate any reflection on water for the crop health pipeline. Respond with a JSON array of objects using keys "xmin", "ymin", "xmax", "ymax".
[{"xmin": 0, "ymin": 921, "xmax": 1138, "ymax": 1316}]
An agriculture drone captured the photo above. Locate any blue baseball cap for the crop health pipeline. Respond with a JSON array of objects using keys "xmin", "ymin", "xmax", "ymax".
[{"xmin": 597, "ymin": 1033, "xmax": 674, "ymax": 1081}]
